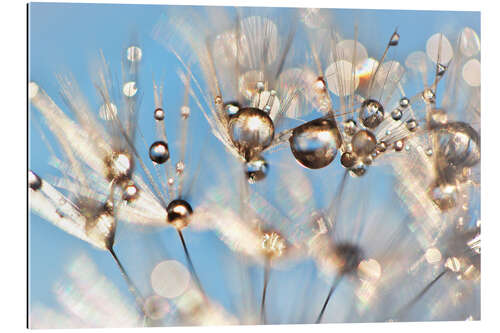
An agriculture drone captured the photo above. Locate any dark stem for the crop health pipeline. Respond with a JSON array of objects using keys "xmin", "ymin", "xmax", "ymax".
[
  {"xmin": 260, "ymin": 257, "xmax": 271, "ymax": 324},
  {"xmin": 108, "ymin": 247, "xmax": 145, "ymax": 316},
  {"xmin": 315, "ymin": 274, "xmax": 343, "ymax": 324},
  {"xmin": 392, "ymin": 269, "xmax": 448, "ymax": 320},
  {"xmin": 177, "ymin": 229, "xmax": 206, "ymax": 297}
]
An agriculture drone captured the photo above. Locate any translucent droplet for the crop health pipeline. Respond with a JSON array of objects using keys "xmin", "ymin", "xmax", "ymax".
[
  {"xmin": 351, "ymin": 129, "xmax": 377, "ymax": 157},
  {"xmin": 389, "ymin": 32, "xmax": 400, "ymax": 46},
  {"xmin": 166, "ymin": 199, "xmax": 193, "ymax": 229},
  {"xmin": 325, "ymin": 60, "xmax": 360, "ymax": 96},
  {"xmin": 289, "ymin": 118, "xmax": 341, "ymax": 169},
  {"xmin": 149, "ymin": 141, "xmax": 170, "ymax": 164},
  {"xmin": 436, "ymin": 63, "xmax": 447, "ymax": 77},
  {"xmin": 99, "ymin": 102, "xmax": 118, "ymax": 120},
  {"xmin": 154, "ymin": 108, "xmax": 165, "ymax": 121},
  {"xmin": 391, "ymin": 108, "xmax": 403, "ymax": 121},
  {"xmin": 341, "ymin": 151, "xmax": 357, "ymax": 168},
  {"xmin": 422, "ymin": 88, "xmax": 435, "ymax": 104},
  {"xmin": 343, "ymin": 119, "xmax": 357, "ymax": 136},
  {"xmin": 333, "ymin": 243, "xmax": 364, "ymax": 274},
  {"xmin": 394, "ymin": 140, "xmax": 405, "ymax": 152},
  {"xmin": 214, "ymin": 96, "xmax": 223, "ymax": 105},
  {"xmin": 224, "ymin": 101, "xmax": 241, "ymax": 117},
  {"xmin": 123, "ymin": 81, "xmax": 137, "ymax": 97},
  {"xmin": 180, "ymin": 106, "xmax": 190, "ymax": 119},
  {"xmin": 245, "ymin": 156, "xmax": 268, "ymax": 183},
  {"xmin": 349, "ymin": 163, "xmax": 367, "ymax": 177},
  {"xmin": 176, "ymin": 161, "xmax": 185, "ymax": 175},
  {"xmin": 359, "ymin": 99, "xmax": 384, "ymax": 128},
  {"xmin": 126, "ymin": 46, "xmax": 142, "ymax": 62},
  {"xmin": 105, "ymin": 152, "xmax": 133, "ymax": 184},
  {"xmin": 122, "ymin": 183, "xmax": 139, "ymax": 202},
  {"xmin": 434, "ymin": 122, "xmax": 480, "ymax": 174},
  {"xmin": 459, "ymin": 28, "xmax": 480, "ymax": 57},
  {"xmin": 151, "ymin": 260, "xmax": 190, "ymax": 298},
  {"xmin": 427, "ymin": 108, "xmax": 448, "ymax": 129},
  {"xmin": 229, "ymin": 107, "xmax": 275, "ymax": 159},
  {"xmin": 406, "ymin": 119, "xmax": 418, "ymax": 132},
  {"xmin": 426, "ymin": 33, "xmax": 454, "ymax": 64},
  {"xmin": 399, "ymin": 97, "xmax": 410, "ymax": 108},
  {"xmin": 376, "ymin": 141, "xmax": 387, "ymax": 153},
  {"xmin": 29, "ymin": 170, "xmax": 42, "ymax": 191},
  {"xmin": 167, "ymin": 178, "xmax": 174, "ymax": 186},
  {"xmin": 462, "ymin": 59, "xmax": 480, "ymax": 87},
  {"xmin": 428, "ymin": 182, "xmax": 457, "ymax": 211}
]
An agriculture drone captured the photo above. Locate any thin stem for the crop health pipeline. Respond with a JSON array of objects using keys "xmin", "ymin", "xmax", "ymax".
[
  {"xmin": 391, "ymin": 269, "xmax": 448, "ymax": 321},
  {"xmin": 260, "ymin": 257, "xmax": 271, "ymax": 324},
  {"xmin": 108, "ymin": 247, "xmax": 145, "ymax": 316},
  {"xmin": 177, "ymin": 229, "xmax": 206, "ymax": 297},
  {"xmin": 315, "ymin": 274, "xmax": 344, "ymax": 324}
]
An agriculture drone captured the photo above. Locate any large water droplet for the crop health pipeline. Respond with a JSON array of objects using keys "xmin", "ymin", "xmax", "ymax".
[
  {"xmin": 149, "ymin": 141, "xmax": 170, "ymax": 164},
  {"xmin": 351, "ymin": 129, "xmax": 377, "ymax": 157},
  {"xmin": 341, "ymin": 151, "xmax": 357, "ymax": 168},
  {"xmin": 289, "ymin": 118, "xmax": 341, "ymax": 169},
  {"xmin": 229, "ymin": 107, "xmax": 275, "ymax": 159},
  {"xmin": 359, "ymin": 99, "xmax": 384, "ymax": 129},
  {"xmin": 245, "ymin": 156, "xmax": 269, "ymax": 183},
  {"xmin": 166, "ymin": 199, "xmax": 193, "ymax": 229}
]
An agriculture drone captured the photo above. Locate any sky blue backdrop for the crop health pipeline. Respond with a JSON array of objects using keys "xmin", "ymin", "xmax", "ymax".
[{"xmin": 28, "ymin": 2, "xmax": 480, "ymax": 325}]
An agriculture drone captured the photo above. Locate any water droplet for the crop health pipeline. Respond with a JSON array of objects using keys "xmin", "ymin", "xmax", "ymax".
[
  {"xmin": 176, "ymin": 161, "xmax": 185, "ymax": 175},
  {"xmin": 351, "ymin": 129, "xmax": 377, "ymax": 157},
  {"xmin": 343, "ymin": 119, "xmax": 357, "ymax": 136},
  {"xmin": 389, "ymin": 32, "xmax": 400, "ymax": 46},
  {"xmin": 105, "ymin": 152, "xmax": 133, "ymax": 184},
  {"xmin": 341, "ymin": 151, "xmax": 357, "ymax": 168},
  {"xmin": 427, "ymin": 108, "xmax": 448, "ymax": 128},
  {"xmin": 256, "ymin": 81, "xmax": 265, "ymax": 91},
  {"xmin": 229, "ymin": 107, "xmax": 275, "ymax": 160},
  {"xmin": 154, "ymin": 108, "xmax": 165, "ymax": 121},
  {"xmin": 289, "ymin": 118, "xmax": 341, "ymax": 169},
  {"xmin": 426, "ymin": 148, "xmax": 433, "ymax": 156},
  {"xmin": 126, "ymin": 46, "xmax": 142, "ymax": 62},
  {"xmin": 406, "ymin": 119, "xmax": 418, "ymax": 132},
  {"xmin": 394, "ymin": 140, "xmax": 405, "ymax": 152},
  {"xmin": 123, "ymin": 81, "xmax": 138, "ymax": 97},
  {"xmin": 359, "ymin": 99, "xmax": 385, "ymax": 129},
  {"xmin": 166, "ymin": 199, "xmax": 193, "ymax": 229},
  {"xmin": 376, "ymin": 141, "xmax": 387, "ymax": 153},
  {"xmin": 245, "ymin": 156, "xmax": 268, "ymax": 183},
  {"xmin": 391, "ymin": 108, "xmax": 403, "ymax": 121},
  {"xmin": 167, "ymin": 178, "xmax": 174, "ymax": 186},
  {"xmin": 214, "ymin": 96, "xmax": 223, "ymax": 105},
  {"xmin": 362, "ymin": 155, "xmax": 373, "ymax": 165},
  {"xmin": 437, "ymin": 63, "xmax": 447, "ymax": 77},
  {"xmin": 349, "ymin": 163, "xmax": 367, "ymax": 177},
  {"xmin": 29, "ymin": 170, "xmax": 42, "ymax": 191},
  {"xmin": 428, "ymin": 182, "xmax": 457, "ymax": 211},
  {"xmin": 224, "ymin": 101, "xmax": 241, "ymax": 116},
  {"xmin": 462, "ymin": 59, "xmax": 481, "ymax": 87},
  {"xmin": 399, "ymin": 97, "xmax": 410, "ymax": 108},
  {"xmin": 149, "ymin": 141, "xmax": 170, "ymax": 164},
  {"xmin": 333, "ymin": 243, "xmax": 364, "ymax": 274},
  {"xmin": 180, "ymin": 106, "xmax": 190, "ymax": 119},
  {"xmin": 122, "ymin": 183, "xmax": 139, "ymax": 202},
  {"xmin": 422, "ymin": 88, "xmax": 435, "ymax": 104}
]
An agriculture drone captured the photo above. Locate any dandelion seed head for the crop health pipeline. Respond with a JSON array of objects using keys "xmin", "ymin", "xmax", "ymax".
[
  {"xmin": 462, "ymin": 59, "xmax": 481, "ymax": 87},
  {"xmin": 289, "ymin": 117, "xmax": 341, "ymax": 169},
  {"xmin": 151, "ymin": 260, "xmax": 191, "ymax": 298}
]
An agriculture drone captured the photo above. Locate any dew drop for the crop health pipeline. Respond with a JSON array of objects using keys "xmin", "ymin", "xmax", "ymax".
[
  {"xmin": 180, "ymin": 105, "xmax": 190, "ymax": 119},
  {"xmin": 229, "ymin": 107, "xmax": 275, "ymax": 159},
  {"xmin": 349, "ymin": 163, "xmax": 367, "ymax": 177},
  {"xmin": 376, "ymin": 141, "xmax": 387, "ymax": 153},
  {"xmin": 429, "ymin": 182, "xmax": 457, "ymax": 211},
  {"xmin": 154, "ymin": 108, "xmax": 165, "ymax": 121},
  {"xmin": 406, "ymin": 119, "xmax": 418, "ymax": 132},
  {"xmin": 149, "ymin": 141, "xmax": 170, "ymax": 164},
  {"xmin": 126, "ymin": 46, "xmax": 142, "ymax": 62},
  {"xmin": 399, "ymin": 97, "xmax": 410, "ymax": 108},
  {"xmin": 437, "ymin": 63, "xmax": 447, "ymax": 77},
  {"xmin": 176, "ymin": 161, "xmax": 185, "ymax": 175},
  {"xmin": 434, "ymin": 122, "xmax": 480, "ymax": 172},
  {"xmin": 122, "ymin": 183, "xmax": 139, "ymax": 202},
  {"xmin": 289, "ymin": 118, "xmax": 341, "ymax": 169},
  {"xmin": 245, "ymin": 156, "xmax": 268, "ymax": 183},
  {"xmin": 29, "ymin": 170, "xmax": 42, "ymax": 191},
  {"xmin": 351, "ymin": 129, "xmax": 377, "ymax": 157},
  {"xmin": 123, "ymin": 81, "xmax": 138, "ymax": 97},
  {"xmin": 389, "ymin": 32, "xmax": 400, "ymax": 46},
  {"xmin": 394, "ymin": 140, "xmax": 405, "ymax": 152},
  {"xmin": 343, "ymin": 119, "xmax": 358, "ymax": 136},
  {"xmin": 391, "ymin": 108, "xmax": 403, "ymax": 121},
  {"xmin": 166, "ymin": 199, "xmax": 193, "ymax": 229},
  {"xmin": 341, "ymin": 151, "xmax": 357, "ymax": 168},
  {"xmin": 359, "ymin": 99, "xmax": 384, "ymax": 129},
  {"xmin": 106, "ymin": 152, "xmax": 133, "ymax": 184},
  {"xmin": 422, "ymin": 88, "xmax": 435, "ymax": 104},
  {"xmin": 224, "ymin": 101, "xmax": 241, "ymax": 117}
]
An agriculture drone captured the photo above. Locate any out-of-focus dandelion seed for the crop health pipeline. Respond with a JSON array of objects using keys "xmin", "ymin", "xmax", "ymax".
[
  {"xmin": 289, "ymin": 117, "xmax": 342, "ymax": 169},
  {"xmin": 151, "ymin": 260, "xmax": 191, "ymax": 299},
  {"xmin": 325, "ymin": 60, "xmax": 360, "ymax": 96},
  {"xmin": 425, "ymin": 248, "xmax": 442, "ymax": 264},
  {"xmin": 462, "ymin": 59, "xmax": 480, "ymax": 87},
  {"xmin": 426, "ymin": 33, "xmax": 453, "ymax": 64},
  {"xmin": 126, "ymin": 45, "xmax": 143, "ymax": 62},
  {"xmin": 459, "ymin": 28, "xmax": 480, "ymax": 57},
  {"xmin": 144, "ymin": 295, "xmax": 171, "ymax": 320}
]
